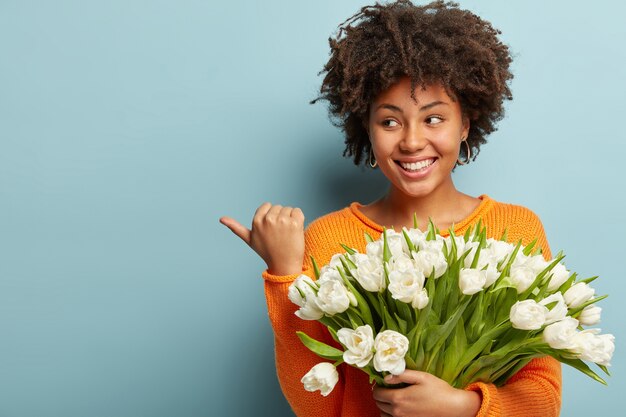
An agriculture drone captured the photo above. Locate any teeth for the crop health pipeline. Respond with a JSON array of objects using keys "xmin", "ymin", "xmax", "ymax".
[{"xmin": 399, "ymin": 159, "xmax": 434, "ymax": 171}]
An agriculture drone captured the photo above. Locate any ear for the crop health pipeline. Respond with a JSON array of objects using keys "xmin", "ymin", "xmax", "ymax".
[{"xmin": 461, "ymin": 115, "xmax": 470, "ymax": 140}]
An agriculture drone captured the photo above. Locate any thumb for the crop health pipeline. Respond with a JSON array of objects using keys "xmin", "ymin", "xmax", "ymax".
[
  {"xmin": 219, "ymin": 216, "xmax": 251, "ymax": 245},
  {"xmin": 384, "ymin": 370, "xmax": 427, "ymax": 385}
]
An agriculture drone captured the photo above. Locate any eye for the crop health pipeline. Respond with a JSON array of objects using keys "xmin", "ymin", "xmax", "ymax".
[
  {"xmin": 426, "ymin": 116, "xmax": 444, "ymax": 125},
  {"xmin": 382, "ymin": 119, "xmax": 399, "ymax": 128}
]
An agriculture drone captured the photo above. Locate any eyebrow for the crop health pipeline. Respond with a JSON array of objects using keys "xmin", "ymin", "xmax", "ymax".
[{"xmin": 375, "ymin": 100, "xmax": 448, "ymax": 113}]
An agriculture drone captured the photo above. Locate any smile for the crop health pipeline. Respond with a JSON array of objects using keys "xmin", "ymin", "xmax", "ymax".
[{"xmin": 396, "ymin": 158, "xmax": 436, "ymax": 172}]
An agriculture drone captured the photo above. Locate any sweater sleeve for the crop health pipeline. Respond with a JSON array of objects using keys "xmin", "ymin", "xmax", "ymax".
[
  {"xmin": 262, "ymin": 219, "xmax": 343, "ymax": 417},
  {"xmin": 465, "ymin": 210, "xmax": 562, "ymax": 417}
]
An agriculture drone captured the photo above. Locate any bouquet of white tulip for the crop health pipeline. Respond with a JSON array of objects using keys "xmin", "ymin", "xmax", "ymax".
[{"xmin": 288, "ymin": 220, "xmax": 614, "ymax": 396}]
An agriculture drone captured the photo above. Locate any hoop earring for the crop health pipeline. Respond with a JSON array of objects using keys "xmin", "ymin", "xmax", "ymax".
[
  {"xmin": 457, "ymin": 138, "xmax": 471, "ymax": 166},
  {"xmin": 369, "ymin": 149, "xmax": 378, "ymax": 168}
]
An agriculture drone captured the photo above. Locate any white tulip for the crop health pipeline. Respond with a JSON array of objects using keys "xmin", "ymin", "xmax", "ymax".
[
  {"xmin": 511, "ymin": 252, "xmax": 529, "ymax": 269},
  {"xmin": 388, "ymin": 269, "xmax": 427, "ymax": 308},
  {"xmin": 564, "ymin": 282, "xmax": 595, "ymax": 308},
  {"xmin": 375, "ymin": 230, "xmax": 406, "ymax": 259},
  {"xmin": 414, "ymin": 249, "xmax": 447, "ymax": 278},
  {"xmin": 413, "ymin": 288, "xmax": 429, "ymax": 310},
  {"xmin": 459, "ymin": 268, "xmax": 486, "ymax": 295},
  {"xmin": 301, "ymin": 362, "xmax": 339, "ymax": 396},
  {"xmin": 337, "ymin": 325, "xmax": 375, "ymax": 367},
  {"xmin": 454, "ymin": 237, "xmax": 478, "ymax": 261},
  {"xmin": 509, "ymin": 266, "xmax": 536, "ymax": 293},
  {"xmin": 389, "ymin": 254, "xmax": 415, "ymax": 273},
  {"xmin": 510, "ymin": 300, "xmax": 548, "ymax": 330},
  {"xmin": 373, "ymin": 330, "xmax": 409, "ymax": 375},
  {"xmin": 418, "ymin": 236, "xmax": 444, "ymax": 253},
  {"xmin": 578, "ymin": 305, "xmax": 602, "ymax": 326},
  {"xmin": 543, "ymin": 317, "xmax": 579, "ymax": 349},
  {"xmin": 572, "ymin": 329, "xmax": 615, "ymax": 366},
  {"xmin": 483, "ymin": 264, "xmax": 500, "ymax": 288},
  {"xmin": 317, "ymin": 267, "xmax": 343, "ymax": 284},
  {"xmin": 288, "ymin": 275, "xmax": 324, "ymax": 320},
  {"xmin": 539, "ymin": 292, "xmax": 568, "ymax": 324},
  {"xmin": 316, "ymin": 279, "xmax": 356, "ymax": 315},
  {"xmin": 389, "ymin": 234, "xmax": 407, "ymax": 258},
  {"xmin": 463, "ymin": 246, "xmax": 490, "ymax": 269},
  {"xmin": 351, "ymin": 253, "xmax": 386, "ymax": 292},
  {"xmin": 328, "ymin": 253, "xmax": 346, "ymax": 269},
  {"xmin": 486, "ymin": 239, "xmax": 515, "ymax": 263},
  {"xmin": 402, "ymin": 227, "xmax": 426, "ymax": 252},
  {"xmin": 547, "ymin": 263, "xmax": 570, "ymax": 291},
  {"xmin": 525, "ymin": 254, "xmax": 550, "ymax": 275}
]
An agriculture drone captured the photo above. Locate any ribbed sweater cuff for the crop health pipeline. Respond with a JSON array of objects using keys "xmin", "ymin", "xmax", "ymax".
[
  {"xmin": 262, "ymin": 269, "xmax": 308, "ymax": 283},
  {"xmin": 466, "ymin": 381, "xmax": 499, "ymax": 417}
]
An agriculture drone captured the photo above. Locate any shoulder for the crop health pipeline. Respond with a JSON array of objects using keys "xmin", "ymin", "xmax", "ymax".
[
  {"xmin": 304, "ymin": 205, "xmax": 353, "ymax": 237},
  {"xmin": 481, "ymin": 197, "xmax": 549, "ymax": 249},
  {"xmin": 488, "ymin": 199, "xmax": 544, "ymax": 227},
  {"xmin": 302, "ymin": 203, "xmax": 373, "ymax": 261}
]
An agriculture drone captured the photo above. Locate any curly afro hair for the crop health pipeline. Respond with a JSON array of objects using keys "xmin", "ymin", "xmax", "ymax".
[{"xmin": 311, "ymin": 0, "xmax": 514, "ymax": 167}]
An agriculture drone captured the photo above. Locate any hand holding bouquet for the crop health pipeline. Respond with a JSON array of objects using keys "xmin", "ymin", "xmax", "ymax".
[{"xmin": 288, "ymin": 220, "xmax": 614, "ymax": 396}]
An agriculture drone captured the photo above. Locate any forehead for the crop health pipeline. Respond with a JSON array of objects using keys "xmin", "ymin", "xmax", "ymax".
[{"xmin": 372, "ymin": 76, "xmax": 455, "ymax": 107}]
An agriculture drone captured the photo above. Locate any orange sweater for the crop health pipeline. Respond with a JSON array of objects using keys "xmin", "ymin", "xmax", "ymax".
[{"xmin": 262, "ymin": 195, "xmax": 562, "ymax": 417}]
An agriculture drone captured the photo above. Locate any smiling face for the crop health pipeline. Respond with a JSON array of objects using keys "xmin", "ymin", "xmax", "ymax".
[{"xmin": 367, "ymin": 76, "xmax": 470, "ymax": 200}]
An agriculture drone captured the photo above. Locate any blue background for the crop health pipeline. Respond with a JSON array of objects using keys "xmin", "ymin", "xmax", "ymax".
[{"xmin": 1, "ymin": 0, "xmax": 624, "ymax": 416}]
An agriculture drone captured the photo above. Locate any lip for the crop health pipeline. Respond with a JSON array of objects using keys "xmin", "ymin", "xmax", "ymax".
[
  {"xmin": 394, "ymin": 156, "xmax": 438, "ymax": 164},
  {"xmin": 395, "ymin": 158, "xmax": 437, "ymax": 179}
]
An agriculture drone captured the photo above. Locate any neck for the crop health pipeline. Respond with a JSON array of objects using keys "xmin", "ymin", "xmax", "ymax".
[{"xmin": 379, "ymin": 181, "xmax": 466, "ymax": 231}]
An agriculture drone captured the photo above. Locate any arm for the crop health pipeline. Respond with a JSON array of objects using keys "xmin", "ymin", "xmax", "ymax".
[
  {"xmin": 264, "ymin": 256, "xmax": 344, "ymax": 416},
  {"xmin": 221, "ymin": 205, "xmax": 343, "ymax": 416}
]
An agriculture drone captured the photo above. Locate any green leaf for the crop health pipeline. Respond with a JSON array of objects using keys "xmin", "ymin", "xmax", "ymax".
[
  {"xmin": 413, "ymin": 212, "xmax": 419, "ymax": 230},
  {"xmin": 310, "ymin": 256, "xmax": 321, "ymax": 280},
  {"xmin": 336, "ymin": 266, "xmax": 374, "ymax": 327},
  {"xmin": 340, "ymin": 243, "xmax": 357, "ymax": 255},
  {"xmin": 405, "ymin": 354, "xmax": 418, "ymax": 370},
  {"xmin": 394, "ymin": 313, "xmax": 408, "ymax": 334},
  {"xmin": 402, "ymin": 228, "xmax": 416, "ymax": 253},
  {"xmin": 296, "ymin": 331, "xmax": 344, "ymax": 360},
  {"xmin": 557, "ymin": 271, "xmax": 578, "ymax": 294},
  {"xmin": 500, "ymin": 227, "xmax": 508, "ymax": 242},
  {"xmin": 364, "ymin": 232, "xmax": 374, "ymax": 243},
  {"xmin": 425, "ymin": 296, "xmax": 471, "ymax": 352},
  {"xmin": 382, "ymin": 228, "xmax": 392, "ymax": 263},
  {"xmin": 426, "ymin": 218, "xmax": 438, "ymax": 240},
  {"xmin": 382, "ymin": 303, "xmax": 399, "ymax": 332},
  {"xmin": 520, "ymin": 256, "xmax": 565, "ymax": 300},
  {"xmin": 522, "ymin": 238, "xmax": 537, "ymax": 256},
  {"xmin": 558, "ymin": 356, "xmax": 608, "ymax": 385},
  {"xmin": 569, "ymin": 294, "xmax": 608, "ymax": 316},
  {"xmin": 463, "ymin": 226, "xmax": 472, "ymax": 243},
  {"xmin": 581, "ymin": 276, "xmax": 599, "ymax": 285},
  {"xmin": 339, "ymin": 254, "xmax": 357, "ymax": 272},
  {"xmin": 599, "ymin": 364, "xmax": 611, "ymax": 376}
]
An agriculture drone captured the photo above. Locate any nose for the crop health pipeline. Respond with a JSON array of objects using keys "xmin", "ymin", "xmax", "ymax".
[{"xmin": 399, "ymin": 123, "xmax": 427, "ymax": 152}]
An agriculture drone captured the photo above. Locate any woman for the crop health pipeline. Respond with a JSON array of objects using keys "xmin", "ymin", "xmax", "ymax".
[{"xmin": 220, "ymin": 1, "xmax": 561, "ymax": 416}]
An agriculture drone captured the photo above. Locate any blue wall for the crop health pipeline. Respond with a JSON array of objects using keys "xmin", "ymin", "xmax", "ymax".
[{"xmin": 1, "ymin": 1, "xmax": 624, "ymax": 416}]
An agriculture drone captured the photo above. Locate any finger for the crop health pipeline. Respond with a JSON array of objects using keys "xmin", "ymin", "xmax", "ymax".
[
  {"xmin": 375, "ymin": 400, "xmax": 394, "ymax": 414},
  {"xmin": 265, "ymin": 204, "xmax": 283, "ymax": 221},
  {"xmin": 219, "ymin": 216, "xmax": 251, "ymax": 245},
  {"xmin": 253, "ymin": 202, "xmax": 272, "ymax": 221},
  {"xmin": 280, "ymin": 206, "xmax": 294, "ymax": 219},
  {"xmin": 291, "ymin": 207, "xmax": 305, "ymax": 222},
  {"xmin": 384, "ymin": 370, "xmax": 427, "ymax": 385},
  {"xmin": 372, "ymin": 386, "xmax": 393, "ymax": 403}
]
